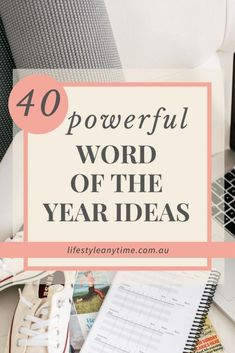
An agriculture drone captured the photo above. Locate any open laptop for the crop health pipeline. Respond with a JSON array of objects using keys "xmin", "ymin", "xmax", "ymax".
[{"xmin": 213, "ymin": 53, "xmax": 235, "ymax": 321}]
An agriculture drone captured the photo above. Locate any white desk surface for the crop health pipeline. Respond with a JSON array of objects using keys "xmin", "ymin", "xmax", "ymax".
[{"xmin": 0, "ymin": 286, "xmax": 234, "ymax": 353}]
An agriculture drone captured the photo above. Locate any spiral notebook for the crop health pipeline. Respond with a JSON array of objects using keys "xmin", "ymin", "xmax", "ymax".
[{"xmin": 80, "ymin": 271, "xmax": 220, "ymax": 353}]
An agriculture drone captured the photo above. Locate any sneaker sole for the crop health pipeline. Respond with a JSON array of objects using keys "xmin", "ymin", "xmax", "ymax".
[{"xmin": 0, "ymin": 271, "xmax": 53, "ymax": 292}]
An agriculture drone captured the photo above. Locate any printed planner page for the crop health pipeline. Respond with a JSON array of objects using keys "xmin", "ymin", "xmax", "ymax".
[{"xmin": 81, "ymin": 271, "xmax": 211, "ymax": 353}]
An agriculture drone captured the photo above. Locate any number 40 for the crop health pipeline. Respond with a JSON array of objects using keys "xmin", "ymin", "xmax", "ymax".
[{"xmin": 17, "ymin": 89, "xmax": 60, "ymax": 117}]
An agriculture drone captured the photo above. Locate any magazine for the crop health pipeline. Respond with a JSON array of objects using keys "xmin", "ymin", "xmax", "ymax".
[
  {"xmin": 70, "ymin": 271, "xmax": 115, "ymax": 351},
  {"xmin": 196, "ymin": 318, "xmax": 223, "ymax": 353}
]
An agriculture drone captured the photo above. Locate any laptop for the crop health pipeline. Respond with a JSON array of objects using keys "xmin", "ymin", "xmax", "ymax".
[{"xmin": 213, "ymin": 53, "xmax": 235, "ymax": 321}]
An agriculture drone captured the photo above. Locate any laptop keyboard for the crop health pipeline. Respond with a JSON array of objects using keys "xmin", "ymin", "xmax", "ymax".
[{"xmin": 212, "ymin": 168, "xmax": 235, "ymax": 237}]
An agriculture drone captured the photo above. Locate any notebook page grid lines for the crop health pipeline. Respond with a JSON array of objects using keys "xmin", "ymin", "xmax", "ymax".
[{"xmin": 81, "ymin": 271, "xmax": 210, "ymax": 353}]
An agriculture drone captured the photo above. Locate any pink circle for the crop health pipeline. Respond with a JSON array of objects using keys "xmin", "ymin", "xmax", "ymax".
[{"xmin": 8, "ymin": 75, "xmax": 68, "ymax": 134}]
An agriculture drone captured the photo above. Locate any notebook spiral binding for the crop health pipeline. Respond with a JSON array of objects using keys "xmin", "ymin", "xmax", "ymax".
[{"xmin": 183, "ymin": 270, "xmax": 220, "ymax": 353}]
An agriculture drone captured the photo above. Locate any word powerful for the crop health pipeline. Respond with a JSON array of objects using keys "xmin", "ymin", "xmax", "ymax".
[{"xmin": 66, "ymin": 106, "xmax": 188, "ymax": 136}]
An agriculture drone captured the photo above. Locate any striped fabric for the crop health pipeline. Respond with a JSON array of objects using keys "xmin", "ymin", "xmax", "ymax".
[{"xmin": 0, "ymin": 18, "xmax": 15, "ymax": 161}]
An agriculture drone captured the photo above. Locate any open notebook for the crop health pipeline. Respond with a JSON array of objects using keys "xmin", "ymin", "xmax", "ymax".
[{"xmin": 80, "ymin": 271, "xmax": 220, "ymax": 353}]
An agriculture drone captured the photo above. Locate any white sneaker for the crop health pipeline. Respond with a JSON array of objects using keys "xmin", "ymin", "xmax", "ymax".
[
  {"xmin": 0, "ymin": 232, "xmax": 50, "ymax": 292},
  {"xmin": 0, "ymin": 261, "xmax": 51, "ymax": 292},
  {"xmin": 5, "ymin": 271, "xmax": 75, "ymax": 353}
]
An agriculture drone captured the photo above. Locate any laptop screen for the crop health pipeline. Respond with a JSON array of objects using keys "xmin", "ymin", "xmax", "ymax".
[{"xmin": 230, "ymin": 53, "xmax": 235, "ymax": 151}]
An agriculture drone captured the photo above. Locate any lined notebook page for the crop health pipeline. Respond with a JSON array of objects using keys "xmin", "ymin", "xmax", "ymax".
[{"xmin": 80, "ymin": 271, "xmax": 211, "ymax": 353}]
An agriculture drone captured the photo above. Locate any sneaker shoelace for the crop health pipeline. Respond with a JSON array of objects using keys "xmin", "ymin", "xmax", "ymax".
[{"xmin": 17, "ymin": 288, "xmax": 63, "ymax": 348}]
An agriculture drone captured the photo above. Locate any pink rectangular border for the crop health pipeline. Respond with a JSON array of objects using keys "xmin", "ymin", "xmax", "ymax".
[{"xmin": 23, "ymin": 82, "xmax": 212, "ymax": 271}]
